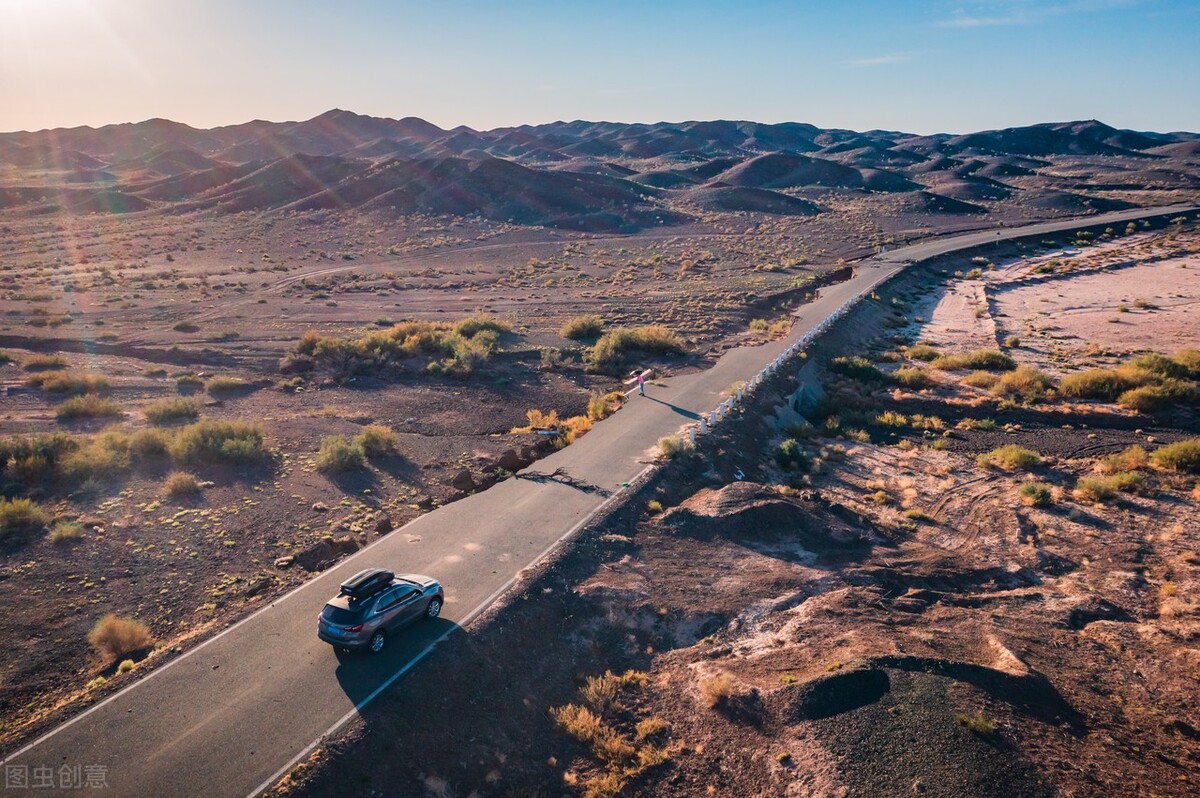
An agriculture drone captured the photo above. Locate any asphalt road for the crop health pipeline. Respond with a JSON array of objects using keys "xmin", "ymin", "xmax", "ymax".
[{"xmin": 2, "ymin": 203, "xmax": 1194, "ymax": 797}]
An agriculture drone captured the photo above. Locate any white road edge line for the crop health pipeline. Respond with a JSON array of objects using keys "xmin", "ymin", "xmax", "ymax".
[{"xmin": 245, "ymin": 463, "xmax": 654, "ymax": 798}]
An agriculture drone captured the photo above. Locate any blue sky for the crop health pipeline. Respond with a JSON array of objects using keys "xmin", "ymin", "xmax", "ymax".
[{"xmin": 1, "ymin": 0, "xmax": 1197, "ymax": 134}]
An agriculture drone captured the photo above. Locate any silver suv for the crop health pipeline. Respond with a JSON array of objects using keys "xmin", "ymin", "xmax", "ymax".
[{"xmin": 317, "ymin": 568, "xmax": 444, "ymax": 654}]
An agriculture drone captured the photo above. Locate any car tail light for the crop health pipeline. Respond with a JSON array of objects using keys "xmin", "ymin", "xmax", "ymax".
[{"xmin": 345, "ymin": 625, "xmax": 363, "ymax": 633}]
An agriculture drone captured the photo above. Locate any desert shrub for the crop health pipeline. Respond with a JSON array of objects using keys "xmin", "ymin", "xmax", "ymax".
[
  {"xmin": 57, "ymin": 431, "xmax": 131, "ymax": 482},
  {"xmin": 0, "ymin": 351, "xmax": 11, "ymax": 365},
  {"xmin": 23, "ymin": 354, "xmax": 69, "ymax": 371},
  {"xmin": 587, "ymin": 391, "xmax": 625, "ymax": 421},
  {"xmin": 956, "ymin": 417, "xmax": 997, "ymax": 431},
  {"xmin": 991, "ymin": 366, "xmax": 1054, "ymax": 403},
  {"xmin": 88, "ymin": 614, "xmax": 152, "ymax": 663},
  {"xmin": 172, "ymin": 321, "xmax": 199, "ymax": 333},
  {"xmin": 1097, "ymin": 445, "xmax": 1148, "ymax": 474},
  {"xmin": 129, "ymin": 428, "xmax": 171, "ymax": 460},
  {"xmin": 1150, "ymin": 439, "xmax": 1200, "ymax": 473},
  {"xmin": 118, "ymin": 659, "xmax": 135, "ymax": 674},
  {"xmin": 932, "ymin": 349, "xmax": 1015, "ymax": 372},
  {"xmin": 875, "ymin": 411, "xmax": 908, "ymax": 427},
  {"xmin": 977, "ymin": 445, "xmax": 1041, "ymax": 471},
  {"xmin": 559, "ymin": 415, "xmax": 593, "ymax": 446},
  {"xmin": 1172, "ymin": 349, "xmax": 1200, "ymax": 379},
  {"xmin": 1118, "ymin": 380, "xmax": 1200, "ymax": 413},
  {"xmin": 1130, "ymin": 353, "xmax": 1189, "ymax": 380},
  {"xmin": 144, "ymin": 397, "xmax": 200, "ymax": 424},
  {"xmin": 170, "ymin": 420, "xmax": 265, "ymax": 465},
  {"xmin": 962, "ymin": 370, "xmax": 999, "ymax": 389},
  {"xmin": 453, "ymin": 313, "xmax": 509, "ymax": 339},
  {"xmin": 1059, "ymin": 369, "xmax": 1141, "ymax": 401},
  {"xmin": 560, "ymin": 315, "xmax": 604, "ymax": 340},
  {"xmin": 205, "ymin": 376, "xmax": 253, "ymax": 397},
  {"xmin": 1003, "ymin": 335, "xmax": 1021, "ymax": 348},
  {"xmin": 296, "ymin": 330, "xmax": 323, "ymax": 356},
  {"xmin": 955, "ymin": 714, "xmax": 998, "ymax": 736},
  {"xmin": 907, "ymin": 343, "xmax": 939, "ymax": 361},
  {"xmin": 635, "ymin": 717, "xmax": 668, "ymax": 740},
  {"xmin": 588, "ymin": 325, "xmax": 682, "ymax": 371},
  {"xmin": 891, "ymin": 367, "xmax": 933, "ymax": 389},
  {"xmin": 55, "ymin": 395, "xmax": 122, "ymax": 421},
  {"xmin": 354, "ymin": 424, "xmax": 399, "ymax": 458},
  {"xmin": 828, "ymin": 356, "xmax": 885, "ymax": 383},
  {"xmin": 164, "ymin": 471, "xmax": 202, "ymax": 496},
  {"xmin": 749, "ymin": 318, "xmax": 792, "ymax": 336},
  {"xmin": 28, "ymin": 371, "xmax": 110, "ymax": 395},
  {"xmin": 1075, "ymin": 472, "xmax": 1145, "ymax": 503},
  {"xmin": 49, "ymin": 520, "xmax": 84, "ymax": 544},
  {"xmin": 698, "ymin": 673, "xmax": 738, "ymax": 708},
  {"xmin": 657, "ymin": 435, "xmax": 693, "ymax": 460},
  {"xmin": 316, "ymin": 435, "xmax": 365, "ymax": 473},
  {"xmin": 1019, "ymin": 481, "xmax": 1054, "ymax": 507},
  {"xmin": 903, "ymin": 508, "xmax": 937, "ymax": 523},
  {"xmin": 175, "ymin": 374, "xmax": 204, "ymax": 394},
  {"xmin": 775, "ymin": 438, "xmax": 810, "ymax": 470},
  {"xmin": 0, "ymin": 497, "xmax": 50, "ymax": 544},
  {"xmin": 550, "ymin": 704, "xmax": 635, "ymax": 766}
]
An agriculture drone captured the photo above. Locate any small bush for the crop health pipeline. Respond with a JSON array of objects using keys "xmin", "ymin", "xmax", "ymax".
[
  {"xmin": 956, "ymin": 417, "xmax": 997, "ymax": 431},
  {"xmin": 588, "ymin": 325, "xmax": 682, "ymax": 372},
  {"xmin": 23, "ymin": 354, "xmax": 69, "ymax": 371},
  {"xmin": 1118, "ymin": 380, "xmax": 1200, "ymax": 413},
  {"xmin": 977, "ymin": 445, "xmax": 1041, "ymax": 471},
  {"xmin": 775, "ymin": 438, "xmax": 810, "ymax": 470},
  {"xmin": 144, "ymin": 398, "xmax": 200, "ymax": 424},
  {"xmin": 1172, "ymin": 349, "xmax": 1200, "ymax": 379},
  {"xmin": 316, "ymin": 436, "xmax": 365, "ymax": 473},
  {"xmin": 205, "ymin": 376, "xmax": 253, "ymax": 397},
  {"xmin": 1074, "ymin": 472, "xmax": 1145, "ymax": 503},
  {"xmin": 118, "ymin": 659, "xmax": 135, "ymax": 674},
  {"xmin": 657, "ymin": 435, "xmax": 693, "ymax": 460},
  {"xmin": 991, "ymin": 365, "xmax": 1054, "ymax": 403},
  {"xmin": 891, "ymin": 367, "xmax": 933, "ymax": 389},
  {"xmin": 130, "ymin": 428, "xmax": 171, "ymax": 460},
  {"xmin": 932, "ymin": 349, "xmax": 1015, "ymax": 372},
  {"xmin": 354, "ymin": 424, "xmax": 399, "ymax": 458},
  {"xmin": 164, "ymin": 471, "xmax": 202, "ymax": 497},
  {"xmin": 955, "ymin": 713, "xmax": 998, "ymax": 736},
  {"xmin": 962, "ymin": 370, "xmax": 1000, "ymax": 389},
  {"xmin": 88, "ymin": 614, "xmax": 152, "ymax": 663},
  {"xmin": 698, "ymin": 673, "xmax": 737, "ymax": 708},
  {"xmin": 1150, "ymin": 439, "xmax": 1200, "ymax": 473},
  {"xmin": 561, "ymin": 315, "xmax": 604, "ymax": 340},
  {"xmin": 1019, "ymin": 481, "xmax": 1054, "ymax": 507},
  {"xmin": 635, "ymin": 717, "xmax": 668, "ymax": 740},
  {"xmin": 172, "ymin": 321, "xmax": 200, "ymax": 333},
  {"xmin": 56, "ymin": 395, "xmax": 122, "ymax": 421},
  {"xmin": 28, "ymin": 370, "xmax": 110, "ymax": 395},
  {"xmin": 907, "ymin": 343, "xmax": 939, "ymax": 362},
  {"xmin": 828, "ymin": 356, "xmax": 885, "ymax": 383},
  {"xmin": 1130, "ymin": 353, "xmax": 1189, "ymax": 380},
  {"xmin": 1097, "ymin": 445, "xmax": 1148, "ymax": 474},
  {"xmin": 49, "ymin": 520, "xmax": 84, "ymax": 544},
  {"xmin": 175, "ymin": 374, "xmax": 204, "ymax": 394},
  {"xmin": 453, "ymin": 313, "xmax": 509, "ymax": 339},
  {"xmin": 170, "ymin": 420, "xmax": 266, "ymax": 465},
  {"xmin": 587, "ymin": 391, "xmax": 625, "ymax": 421},
  {"xmin": 0, "ymin": 497, "xmax": 50, "ymax": 544},
  {"xmin": 1059, "ymin": 369, "xmax": 1141, "ymax": 401}
]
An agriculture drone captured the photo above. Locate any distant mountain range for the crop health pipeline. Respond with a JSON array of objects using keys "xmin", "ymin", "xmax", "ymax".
[{"xmin": 1, "ymin": 110, "xmax": 1196, "ymax": 231}]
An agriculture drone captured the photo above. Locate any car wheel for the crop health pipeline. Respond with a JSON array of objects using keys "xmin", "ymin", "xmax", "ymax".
[
  {"xmin": 367, "ymin": 630, "xmax": 386, "ymax": 654},
  {"xmin": 425, "ymin": 597, "xmax": 442, "ymax": 620}
]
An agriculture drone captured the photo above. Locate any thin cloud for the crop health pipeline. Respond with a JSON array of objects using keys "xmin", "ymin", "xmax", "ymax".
[
  {"xmin": 846, "ymin": 54, "xmax": 913, "ymax": 68},
  {"xmin": 936, "ymin": 0, "xmax": 1141, "ymax": 28}
]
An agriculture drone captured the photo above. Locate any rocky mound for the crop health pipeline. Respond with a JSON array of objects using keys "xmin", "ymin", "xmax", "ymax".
[{"xmin": 683, "ymin": 186, "xmax": 824, "ymax": 215}]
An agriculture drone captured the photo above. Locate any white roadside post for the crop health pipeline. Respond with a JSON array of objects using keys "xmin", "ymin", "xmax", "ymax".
[
  {"xmin": 699, "ymin": 415, "xmax": 707, "ymax": 434},
  {"xmin": 689, "ymin": 427, "xmax": 696, "ymax": 446},
  {"xmin": 709, "ymin": 410, "xmax": 717, "ymax": 427}
]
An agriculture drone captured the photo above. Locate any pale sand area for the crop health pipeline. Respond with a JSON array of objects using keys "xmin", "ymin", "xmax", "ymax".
[{"xmin": 910, "ymin": 279, "xmax": 998, "ymax": 351}]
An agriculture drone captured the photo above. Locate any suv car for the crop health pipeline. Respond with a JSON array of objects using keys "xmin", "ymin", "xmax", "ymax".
[{"xmin": 317, "ymin": 567, "xmax": 444, "ymax": 654}]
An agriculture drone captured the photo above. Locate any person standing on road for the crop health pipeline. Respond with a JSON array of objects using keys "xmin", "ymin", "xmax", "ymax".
[{"xmin": 627, "ymin": 368, "xmax": 649, "ymax": 396}]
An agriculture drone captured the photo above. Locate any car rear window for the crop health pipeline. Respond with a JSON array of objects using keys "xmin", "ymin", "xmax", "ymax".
[{"xmin": 321, "ymin": 604, "xmax": 361, "ymax": 625}]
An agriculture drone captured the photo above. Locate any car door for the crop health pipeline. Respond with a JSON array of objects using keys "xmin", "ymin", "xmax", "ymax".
[{"xmin": 375, "ymin": 585, "xmax": 421, "ymax": 631}]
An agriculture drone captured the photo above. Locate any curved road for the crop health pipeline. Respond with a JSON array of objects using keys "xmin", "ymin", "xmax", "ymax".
[{"xmin": 1, "ymin": 203, "xmax": 1194, "ymax": 797}]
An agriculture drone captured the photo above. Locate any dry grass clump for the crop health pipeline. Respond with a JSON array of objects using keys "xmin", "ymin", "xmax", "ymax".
[
  {"xmin": 977, "ymin": 444, "xmax": 1041, "ymax": 471},
  {"xmin": 28, "ymin": 370, "xmax": 110, "ymax": 395},
  {"xmin": 561, "ymin": 314, "xmax": 604, "ymax": 340},
  {"xmin": 891, "ymin": 367, "xmax": 934, "ymax": 389},
  {"xmin": 205, "ymin": 376, "xmax": 254, "ymax": 397},
  {"xmin": 698, "ymin": 672, "xmax": 738, "ymax": 708},
  {"xmin": 144, "ymin": 397, "xmax": 200, "ymax": 424},
  {"xmin": 1018, "ymin": 481, "xmax": 1054, "ymax": 507},
  {"xmin": 1059, "ymin": 368, "xmax": 1143, "ymax": 401},
  {"xmin": 587, "ymin": 391, "xmax": 625, "ymax": 421},
  {"xmin": 749, "ymin": 317, "xmax": 792, "ymax": 337},
  {"xmin": 580, "ymin": 669, "xmax": 647, "ymax": 715},
  {"xmin": 170, "ymin": 420, "xmax": 266, "ymax": 465},
  {"xmin": 0, "ymin": 497, "xmax": 50, "ymax": 545},
  {"xmin": 990, "ymin": 365, "xmax": 1054, "ymax": 403},
  {"xmin": 163, "ymin": 471, "xmax": 202, "ymax": 497},
  {"xmin": 354, "ymin": 424, "xmax": 399, "ymax": 458},
  {"xmin": 955, "ymin": 713, "xmax": 998, "ymax": 736},
  {"xmin": 175, "ymin": 374, "xmax": 205, "ymax": 394},
  {"xmin": 1097, "ymin": 445, "xmax": 1148, "ymax": 474},
  {"xmin": 906, "ymin": 343, "xmax": 940, "ymax": 361},
  {"xmin": 956, "ymin": 417, "xmax": 997, "ymax": 431},
  {"xmin": 828, "ymin": 356, "xmax": 885, "ymax": 383},
  {"xmin": 588, "ymin": 325, "xmax": 682, "ymax": 372},
  {"xmin": 48, "ymin": 520, "xmax": 84, "ymax": 544},
  {"xmin": 130, "ymin": 428, "xmax": 171, "ymax": 459},
  {"xmin": 452, "ymin": 313, "xmax": 510, "ymax": 339},
  {"xmin": 1074, "ymin": 472, "xmax": 1146, "ymax": 503},
  {"xmin": 23, "ymin": 354, "xmax": 69, "ymax": 371},
  {"xmin": 1118, "ymin": 380, "xmax": 1200, "ymax": 413},
  {"xmin": 658, "ymin": 435, "xmax": 694, "ymax": 460},
  {"xmin": 316, "ymin": 435, "xmax": 366, "ymax": 473},
  {"xmin": 1150, "ymin": 439, "xmax": 1200, "ymax": 473},
  {"xmin": 932, "ymin": 349, "xmax": 1015, "ymax": 372},
  {"xmin": 962, "ymin": 370, "xmax": 1000, "ymax": 389},
  {"xmin": 55, "ymin": 395, "xmax": 122, "ymax": 421},
  {"xmin": 88, "ymin": 614, "xmax": 152, "ymax": 663}
]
